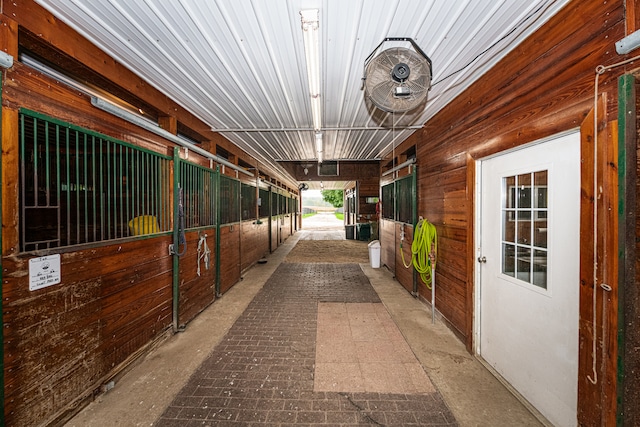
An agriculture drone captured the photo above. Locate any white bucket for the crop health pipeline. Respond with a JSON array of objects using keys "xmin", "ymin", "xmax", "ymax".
[{"xmin": 368, "ymin": 240, "xmax": 381, "ymax": 268}]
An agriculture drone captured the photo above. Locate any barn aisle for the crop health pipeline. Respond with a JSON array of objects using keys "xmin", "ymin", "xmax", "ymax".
[
  {"xmin": 66, "ymin": 214, "xmax": 542, "ymax": 426},
  {"xmin": 297, "ymin": 211, "xmax": 348, "ymax": 240}
]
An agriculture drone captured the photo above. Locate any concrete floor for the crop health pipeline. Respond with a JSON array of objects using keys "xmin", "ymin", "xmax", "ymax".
[{"xmin": 66, "ymin": 213, "xmax": 544, "ymax": 426}]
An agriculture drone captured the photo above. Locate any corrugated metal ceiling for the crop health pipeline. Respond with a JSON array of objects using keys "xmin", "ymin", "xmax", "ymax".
[{"xmin": 34, "ymin": 0, "xmax": 570, "ymax": 180}]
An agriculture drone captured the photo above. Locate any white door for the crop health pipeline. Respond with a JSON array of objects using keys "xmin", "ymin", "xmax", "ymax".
[{"xmin": 477, "ymin": 132, "xmax": 580, "ymax": 427}]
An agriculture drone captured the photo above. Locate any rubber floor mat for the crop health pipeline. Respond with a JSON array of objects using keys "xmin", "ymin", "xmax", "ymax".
[{"xmin": 155, "ymin": 263, "xmax": 457, "ymax": 426}]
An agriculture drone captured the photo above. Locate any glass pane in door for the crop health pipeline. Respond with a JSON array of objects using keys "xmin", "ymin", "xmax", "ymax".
[{"xmin": 501, "ymin": 170, "xmax": 548, "ymax": 289}]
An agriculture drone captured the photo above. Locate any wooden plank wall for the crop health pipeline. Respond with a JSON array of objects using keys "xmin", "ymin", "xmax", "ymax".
[
  {"xmin": 413, "ymin": 166, "xmax": 469, "ymax": 337},
  {"xmin": 281, "ymin": 215, "xmax": 292, "ymax": 241},
  {"xmin": 3, "ymin": 237, "xmax": 174, "ymax": 426},
  {"xmin": 358, "ymin": 177, "xmax": 379, "ymax": 221},
  {"xmin": 0, "ymin": 4, "xmax": 298, "ymax": 425},
  {"xmin": 218, "ymin": 225, "xmax": 241, "ymax": 294},
  {"xmin": 578, "ymin": 96, "xmax": 619, "ymax": 426},
  {"xmin": 379, "ymin": 219, "xmax": 395, "ymax": 272},
  {"xmin": 241, "ymin": 220, "xmax": 269, "ymax": 272},
  {"xmin": 394, "ymin": 223, "xmax": 413, "ymax": 294},
  {"xmin": 387, "ymin": 0, "xmax": 628, "ymax": 421},
  {"xmin": 179, "ymin": 228, "xmax": 217, "ymax": 324}
]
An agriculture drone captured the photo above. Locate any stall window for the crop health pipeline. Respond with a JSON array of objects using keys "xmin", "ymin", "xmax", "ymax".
[
  {"xmin": 395, "ymin": 175, "xmax": 413, "ymax": 224},
  {"xmin": 180, "ymin": 160, "xmax": 216, "ymax": 229},
  {"xmin": 19, "ymin": 110, "xmax": 171, "ymax": 252},
  {"xmin": 381, "ymin": 183, "xmax": 395, "ymax": 220},
  {"xmin": 219, "ymin": 175, "xmax": 240, "ymax": 225},
  {"xmin": 381, "ymin": 176, "xmax": 413, "ymax": 223},
  {"xmin": 241, "ymin": 183, "xmax": 257, "ymax": 220},
  {"xmin": 258, "ymin": 188, "xmax": 270, "ymax": 218}
]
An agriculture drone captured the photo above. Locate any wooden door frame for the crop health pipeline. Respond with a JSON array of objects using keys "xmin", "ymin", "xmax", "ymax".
[{"xmin": 577, "ymin": 93, "xmax": 619, "ymax": 426}]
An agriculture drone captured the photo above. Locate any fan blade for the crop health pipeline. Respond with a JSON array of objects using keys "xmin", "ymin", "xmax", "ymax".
[
  {"xmin": 368, "ymin": 80, "xmax": 398, "ymax": 112},
  {"xmin": 375, "ymin": 49, "xmax": 399, "ymax": 71},
  {"xmin": 405, "ymin": 77, "xmax": 429, "ymax": 93},
  {"xmin": 367, "ymin": 60, "xmax": 393, "ymax": 84}
]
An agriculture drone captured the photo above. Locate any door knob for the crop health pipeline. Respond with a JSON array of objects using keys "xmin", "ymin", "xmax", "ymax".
[{"xmin": 477, "ymin": 256, "xmax": 487, "ymax": 263}]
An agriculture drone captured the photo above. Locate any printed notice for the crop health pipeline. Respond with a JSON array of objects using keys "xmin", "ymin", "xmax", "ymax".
[{"xmin": 29, "ymin": 254, "xmax": 61, "ymax": 291}]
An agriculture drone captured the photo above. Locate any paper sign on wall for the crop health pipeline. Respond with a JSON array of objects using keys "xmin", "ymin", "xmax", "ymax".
[{"xmin": 29, "ymin": 254, "xmax": 61, "ymax": 291}]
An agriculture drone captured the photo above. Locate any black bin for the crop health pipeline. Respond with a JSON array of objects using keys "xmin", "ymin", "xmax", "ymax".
[
  {"xmin": 357, "ymin": 223, "xmax": 371, "ymax": 241},
  {"xmin": 345, "ymin": 225, "xmax": 355, "ymax": 240}
]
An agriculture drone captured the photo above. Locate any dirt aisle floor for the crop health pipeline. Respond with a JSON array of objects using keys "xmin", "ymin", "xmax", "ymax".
[
  {"xmin": 285, "ymin": 239, "xmax": 369, "ymax": 264},
  {"xmin": 292, "ymin": 211, "xmax": 373, "ymax": 263}
]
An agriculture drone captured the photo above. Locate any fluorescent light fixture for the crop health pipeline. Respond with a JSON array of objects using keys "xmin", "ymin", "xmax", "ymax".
[
  {"xmin": 616, "ymin": 29, "xmax": 640, "ymax": 54},
  {"xmin": 300, "ymin": 9, "xmax": 321, "ymax": 131},
  {"xmin": 315, "ymin": 132, "xmax": 323, "ymax": 163},
  {"xmin": 91, "ymin": 96, "xmax": 253, "ymax": 177},
  {"xmin": 310, "ymin": 95, "xmax": 322, "ymax": 132}
]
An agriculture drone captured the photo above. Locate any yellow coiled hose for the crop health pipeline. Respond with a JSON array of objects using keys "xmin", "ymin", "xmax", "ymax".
[{"xmin": 401, "ymin": 218, "xmax": 437, "ymax": 289}]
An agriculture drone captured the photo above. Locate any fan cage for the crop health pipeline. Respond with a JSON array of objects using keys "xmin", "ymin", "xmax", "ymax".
[{"xmin": 364, "ymin": 44, "xmax": 432, "ymax": 113}]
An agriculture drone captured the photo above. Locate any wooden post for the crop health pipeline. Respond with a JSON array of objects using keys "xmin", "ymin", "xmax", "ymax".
[{"xmin": 617, "ymin": 73, "xmax": 638, "ymax": 426}]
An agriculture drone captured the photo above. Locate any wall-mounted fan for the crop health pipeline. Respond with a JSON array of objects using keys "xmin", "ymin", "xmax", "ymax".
[{"xmin": 362, "ymin": 37, "xmax": 432, "ymax": 113}]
